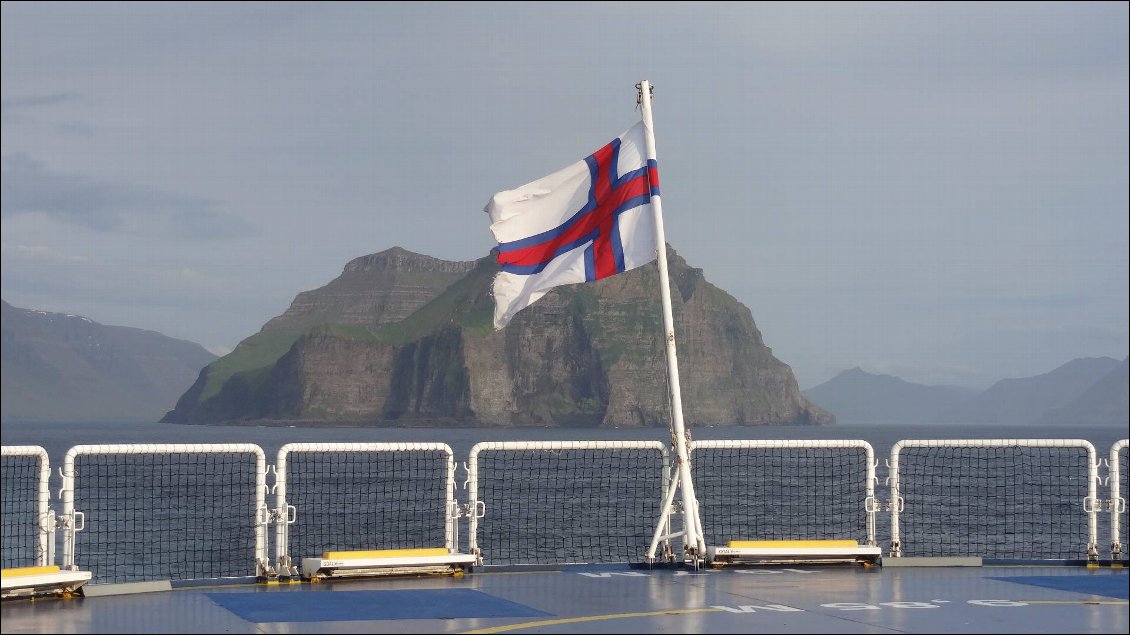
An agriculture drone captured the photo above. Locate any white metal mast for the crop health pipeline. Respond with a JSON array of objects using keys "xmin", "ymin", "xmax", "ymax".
[{"xmin": 637, "ymin": 80, "xmax": 706, "ymax": 565}]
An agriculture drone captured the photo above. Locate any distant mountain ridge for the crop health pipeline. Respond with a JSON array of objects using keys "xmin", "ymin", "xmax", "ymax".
[
  {"xmin": 804, "ymin": 357, "xmax": 1127, "ymax": 426},
  {"xmin": 1, "ymin": 300, "xmax": 216, "ymax": 422},
  {"xmin": 940, "ymin": 356, "xmax": 1121, "ymax": 425},
  {"xmin": 803, "ymin": 368, "xmax": 976, "ymax": 424},
  {"xmin": 1035, "ymin": 358, "xmax": 1128, "ymax": 426},
  {"xmin": 165, "ymin": 246, "xmax": 830, "ymax": 427}
]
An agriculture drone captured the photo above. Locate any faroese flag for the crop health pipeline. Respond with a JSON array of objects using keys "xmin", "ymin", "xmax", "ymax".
[{"xmin": 485, "ymin": 122, "xmax": 660, "ymax": 329}]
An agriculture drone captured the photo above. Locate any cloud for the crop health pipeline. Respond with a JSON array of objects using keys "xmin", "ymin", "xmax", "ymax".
[
  {"xmin": 0, "ymin": 92, "xmax": 79, "ymax": 111},
  {"xmin": 2, "ymin": 257, "xmax": 234, "ymax": 311},
  {"xmin": 160, "ymin": 267, "xmax": 226, "ymax": 294},
  {"xmin": 56, "ymin": 121, "xmax": 95, "ymax": 136},
  {"xmin": 0, "ymin": 243, "xmax": 88, "ymax": 264},
  {"xmin": 0, "ymin": 154, "xmax": 251, "ymax": 239},
  {"xmin": 0, "ymin": 92, "xmax": 88, "ymax": 131}
]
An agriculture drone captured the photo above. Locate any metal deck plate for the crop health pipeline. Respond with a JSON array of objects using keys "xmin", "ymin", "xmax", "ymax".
[
  {"xmin": 206, "ymin": 588, "xmax": 549, "ymax": 622},
  {"xmin": 1, "ymin": 565, "xmax": 1126, "ymax": 634}
]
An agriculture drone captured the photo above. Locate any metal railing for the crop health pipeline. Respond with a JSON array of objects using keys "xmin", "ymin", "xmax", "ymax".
[
  {"xmin": 61, "ymin": 444, "xmax": 268, "ymax": 583},
  {"xmin": 1, "ymin": 446, "xmax": 53, "ymax": 568},
  {"xmin": 888, "ymin": 439, "xmax": 1099, "ymax": 561},
  {"xmin": 272, "ymin": 442, "xmax": 458, "ymax": 575},
  {"xmin": 5, "ymin": 435, "xmax": 1125, "ymax": 584},
  {"xmin": 466, "ymin": 441, "xmax": 670, "ymax": 566},
  {"xmin": 691, "ymin": 439, "xmax": 878, "ymax": 548}
]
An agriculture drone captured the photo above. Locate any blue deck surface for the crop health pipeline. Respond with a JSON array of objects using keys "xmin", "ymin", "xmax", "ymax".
[
  {"xmin": 1, "ymin": 565, "xmax": 1127, "ymax": 634},
  {"xmin": 988, "ymin": 574, "xmax": 1129, "ymax": 599}
]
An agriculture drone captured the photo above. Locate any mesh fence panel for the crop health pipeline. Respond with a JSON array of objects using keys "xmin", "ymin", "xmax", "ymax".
[
  {"xmin": 1, "ymin": 449, "xmax": 44, "ymax": 569},
  {"xmin": 692, "ymin": 443, "xmax": 872, "ymax": 546},
  {"xmin": 281, "ymin": 447, "xmax": 450, "ymax": 561},
  {"xmin": 895, "ymin": 444, "xmax": 1092, "ymax": 559},
  {"xmin": 70, "ymin": 449, "xmax": 260, "ymax": 583},
  {"xmin": 471, "ymin": 443, "xmax": 666, "ymax": 566}
]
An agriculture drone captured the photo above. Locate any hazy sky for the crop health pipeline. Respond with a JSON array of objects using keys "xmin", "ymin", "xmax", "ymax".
[{"xmin": 2, "ymin": 2, "xmax": 1126, "ymax": 389}]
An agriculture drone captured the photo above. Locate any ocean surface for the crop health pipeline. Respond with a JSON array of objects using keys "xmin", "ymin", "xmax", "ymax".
[{"xmin": 3, "ymin": 420, "xmax": 1126, "ymax": 468}]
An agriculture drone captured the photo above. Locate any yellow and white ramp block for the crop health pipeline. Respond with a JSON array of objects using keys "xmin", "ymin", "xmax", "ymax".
[
  {"xmin": 301, "ymin": 548, "xmax": 477, "ymax": 580},
  {"xmin": 708, "ymin": 540, "xmax": 882, "ymax": 566},
  {"xmin": 1, "ymin": 565, "xmax": 92, "ymax": 599}
]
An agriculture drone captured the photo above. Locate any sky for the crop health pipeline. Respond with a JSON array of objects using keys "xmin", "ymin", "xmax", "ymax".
[{"xmin": 1, "ymin": 2, "xmax": 1127, "ymax": 390}]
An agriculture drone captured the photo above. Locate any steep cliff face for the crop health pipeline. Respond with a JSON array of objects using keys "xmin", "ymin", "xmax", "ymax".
[
  {"xmin": 165, "ymin": 247, "xmax": 831, "ymax": 426},
  {"xmin": 574, "ymin": 257, "xmax": 823, "ymax": 426}
]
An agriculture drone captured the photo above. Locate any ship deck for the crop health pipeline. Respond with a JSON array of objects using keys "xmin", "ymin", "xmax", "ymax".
[{"xmin": 2, "ymin": 564, "xmax": 1126, "ymax": 634}]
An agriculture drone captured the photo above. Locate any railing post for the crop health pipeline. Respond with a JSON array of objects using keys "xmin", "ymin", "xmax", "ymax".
[
  {"xmin": 889, "ymin": 442, "xmax": 903, "ymax": 558},
  {"xmin": 254, "ymin": 449, "xmax": 269, "ymax": 578},
  {"xmin": 1111, "ymin": 440, "xmax": 1128, "ymax": 562},
  {"xmin": 864, "ymin": 446, "xmax": 877, "ymax": 548},
  {"xmin": 275, "ymin": 446, "xmax": 291, "ymax": 576},
  {"xmin": 61, "ymin": 448, "xmax": 79, "ymax": 571},
  {"xmin": 467, "ymin": 444, "xmax": 482, "ymax": 565},
  {"xmin": 444, "ymin": 448, "xmax": 457, "ymax": 554}
]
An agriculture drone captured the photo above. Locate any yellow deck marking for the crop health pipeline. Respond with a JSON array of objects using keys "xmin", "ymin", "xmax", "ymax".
[
  {"xmin": 727, "ymin": 540, "xmax": 860, "ymax": 548},
  {"xmin": 320, "ymin": 548, "xmax": 448, "ymax": 559},
  {"xmin": 461, "ymin": 607, "xmax": 722, "ymax": 634},
  {"xmin": 1, "ymin": 565, "xmax": 61, "ymax": 578}
]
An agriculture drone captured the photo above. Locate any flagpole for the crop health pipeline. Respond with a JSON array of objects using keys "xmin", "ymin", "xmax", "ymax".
[{"xmin": 638, "ymin": 80, "xmax": 706, "ymax": 565}]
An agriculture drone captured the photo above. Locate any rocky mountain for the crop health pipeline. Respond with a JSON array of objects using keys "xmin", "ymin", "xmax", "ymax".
[
  {"xmin": 1036, "ymin": 357, "xmax": 1128, "ymax": 426},
  {"xmin": 803, "ymin": 368, "xmax": 977, "ymax": 424},
  {"xmin": 939, "ymin": 356, "xmax": 1122, "ymax": 425},
  {"xmin": 179, "ymin": 247, "xmax": 478, "ymax": 414},
  {"xmin": 165, "ymin": 246, "xmax": 830, "ymax": 427},
  {"xmin": 1, "ymin": 300, "xmax": 216, "ymax": 422}
]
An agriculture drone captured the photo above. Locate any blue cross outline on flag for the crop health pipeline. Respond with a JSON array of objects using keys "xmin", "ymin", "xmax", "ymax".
[{"xmin": 484, "ymin": 122, "xmax": 661, "ymax": 329}]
